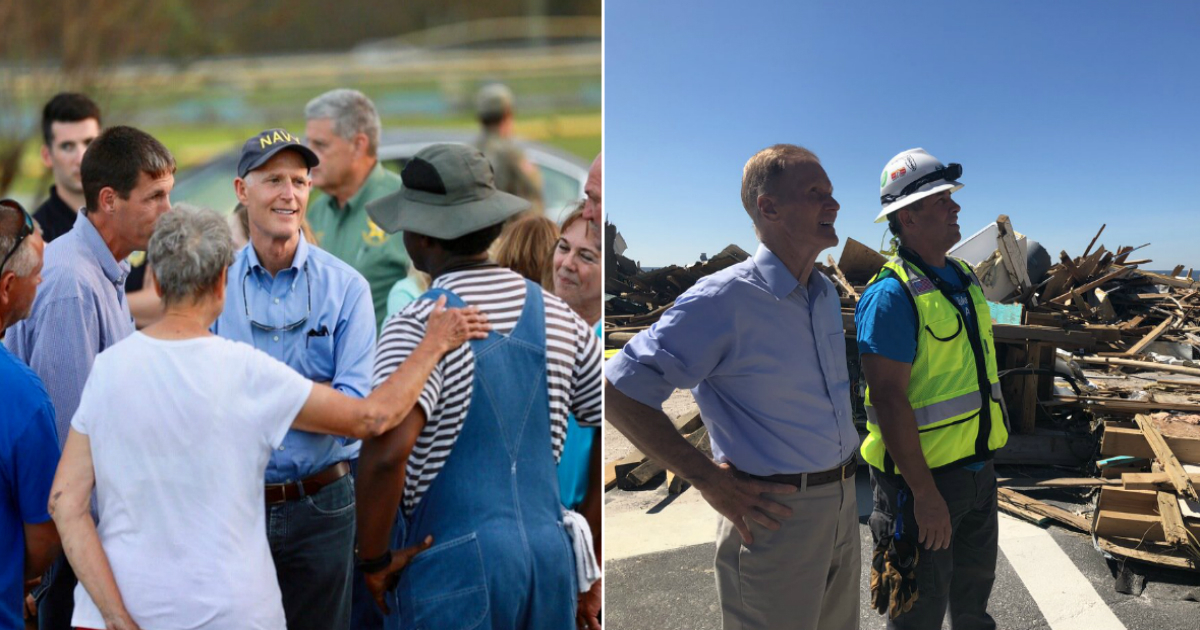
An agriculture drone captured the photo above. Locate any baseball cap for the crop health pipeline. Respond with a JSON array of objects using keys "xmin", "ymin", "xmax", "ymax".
[{"xmin": 237, "ymin": 128, "xmax": 319, "ymax": 178}]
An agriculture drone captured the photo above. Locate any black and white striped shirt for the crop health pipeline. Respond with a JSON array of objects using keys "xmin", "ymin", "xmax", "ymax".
[{"xmin": 373, "ymin": 265, "xmax": 603, "ymax": 515}]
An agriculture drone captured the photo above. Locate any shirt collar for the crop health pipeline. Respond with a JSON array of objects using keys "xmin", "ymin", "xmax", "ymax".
[
  {"xmin": 244, "ymin": 233, "xmax": 310, "ymax": 278},
  {"xmin": 74, "ymin": 211, "xmax": 129, "ymax": 285},
  {"xmin": 753, "ymin": 243, "xmax": 827, "ymax": 301}
]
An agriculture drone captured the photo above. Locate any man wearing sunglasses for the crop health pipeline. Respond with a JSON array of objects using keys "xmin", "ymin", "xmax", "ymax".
[
  {"xmin": 212, "ymin": 128, "xmax": 376, "ymax": 630},
  {"xmin": 856, "ymin": 149, "xmax": 1007, "ymax": 629},
  {"xmin": 0, "ymin": 201, "xmax": 61, "ymax": 630},
  {"xmin": 4, "ymin": 126, "xmax": 175, "ymax": 630}
]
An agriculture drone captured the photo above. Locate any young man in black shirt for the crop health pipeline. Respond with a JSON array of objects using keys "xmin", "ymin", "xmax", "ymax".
[{"xmin": 34, "ymin": 93, "xmax": 101, "ymax": 244}]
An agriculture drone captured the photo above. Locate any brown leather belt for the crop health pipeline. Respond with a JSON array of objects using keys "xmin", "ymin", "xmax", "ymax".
[
  {"xmin": 265, "ymin": 461, "xmax": 350, "ymax": 504},
  {"xmin": 750, "ymin": 455, "xmax": 858, "ymax": 490}
]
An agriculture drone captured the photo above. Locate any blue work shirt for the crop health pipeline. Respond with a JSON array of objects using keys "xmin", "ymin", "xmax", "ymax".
[
  {"xmin": 4, "ymin": 211, "xmax": 133, "ymax": 448},
  {"xmin": 0, "ymin": 344, "xmax": 60, "ymax": 630},
  {"xmin": 213, "ymin": 236, "xmax": 376, "ymax": 484},
  {"xmin": 605, "ymin": 244, "xmax": 858, "ymax": 477}
]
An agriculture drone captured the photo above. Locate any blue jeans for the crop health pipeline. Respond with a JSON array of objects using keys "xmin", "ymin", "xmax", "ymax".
[{"xmin": 268, "ymin": 471, "xmax": 355, "ymax": 630}]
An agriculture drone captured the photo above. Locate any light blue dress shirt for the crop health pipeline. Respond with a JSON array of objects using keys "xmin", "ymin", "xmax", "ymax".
[
  {"xmin": 605, "ymin": 244, "xmax": 858, "ymax": 477},
  {"xmin": 213, "ymin": 236, "xmax": 376, "ymax": 483},
  {"xmin": 4, "ymin": 211, "xmax": 133, "ymax": 447}
]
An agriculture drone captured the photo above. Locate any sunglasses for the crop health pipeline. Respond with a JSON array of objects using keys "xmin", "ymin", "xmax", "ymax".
[
  {"xmin": 880, "ymin": 163, "xmax": 963, "ymax": 205},
  {"xmin": 0, "ymin": 199, "xmax": 34, "ymax": 275}
]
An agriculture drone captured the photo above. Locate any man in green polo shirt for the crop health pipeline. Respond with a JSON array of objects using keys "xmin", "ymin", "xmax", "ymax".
[{"xmin": 304, "ymin": 88, "xmax": 407, "ymax": 330}]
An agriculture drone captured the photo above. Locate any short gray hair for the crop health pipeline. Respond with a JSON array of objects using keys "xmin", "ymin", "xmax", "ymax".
[
  {"xmin": 149, "ymin": 203, "xmax": 235, "ymax": 306},
  {"xmin": 0, "ymin": 209, "xmax": 40, "ymax": 277},
  {"xmin": 305, "ymin": 89, "xmax": 382, "ymax": 157}
]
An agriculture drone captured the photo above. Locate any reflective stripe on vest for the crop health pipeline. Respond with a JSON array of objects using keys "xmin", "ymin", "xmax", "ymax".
[{"xmin": 860, "ymin": 255, "xmax": 1009, "ymax": 472}]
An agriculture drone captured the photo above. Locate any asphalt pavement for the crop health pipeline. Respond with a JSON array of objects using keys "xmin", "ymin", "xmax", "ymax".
[{"xmin": 605, "ymin": 466, "xmax": 1200, "ymax": 630}]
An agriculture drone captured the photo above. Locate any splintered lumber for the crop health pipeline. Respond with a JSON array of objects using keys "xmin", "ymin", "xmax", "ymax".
[
  {"xmin": 1121, "ymin": 472, "xmax": 1200, "ymax": 492},
  {"xmin": 997, "ymin": 487, "xmax": 1091, "ymax": 532},
  {"xmin": 1156, "ymin": 491, "xmax": 1191, "ymax": 546},
  {"xmin": 1058, "ymin": 396, "xmax": 1200, "ymax": 414},
  {"xmin": 837, "ymin": 237, "xmax": 887, "ymax": 285},
  {"xmin": 1124, "ymin": 316, "xmax": 1176, "ymax": 356},
  {"xmin": 1049, "ymin": 266, "xmax": 1129, "ymax": 305},
  {"xmin": 1139, "ymin": 270, "xmax": 1200, "ymax": 290},
  {"xmin": 1098, "ymin": 537, "xmax": 1200, "ymax": 570},
  {"xmin": 826, "ymin": 254, "xmax": 859, "ymax": 300},
  {"xmin": 622, "ymin": 426, "xmax": 712, "ymax": 489},
  {"xmin": 606, "ymin": 449, "xmax": 646, "ymax": 490},
  {"xmin": 1082, "ymin": 224, "xmax": 1106, "ymax": 259},
  {"xmin": 1101, "ymin": 423, "xmax": 1200, "ymax": 462},
  {"xmin": 995, "ymin": 215, "xmax": 1032, "ymax": 297},
  {"xmin": 1076, "ymin": 355, "xmax": 1200, "ymax": 378},
  {"xmin": 1134, "ymin": 414, "xmax": 1200, "ymax": 501},
  {"xmin": 1094, "ymin": 487, "xmax": 1200, "ymax": 542}
]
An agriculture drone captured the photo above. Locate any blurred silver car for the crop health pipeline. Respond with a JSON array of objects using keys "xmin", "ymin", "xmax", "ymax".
[{"xmin": 170, "ymin": 129, "xmax": 589, "ymax": 221}]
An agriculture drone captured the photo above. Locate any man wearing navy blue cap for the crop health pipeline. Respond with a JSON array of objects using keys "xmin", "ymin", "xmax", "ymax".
[{"xmin": 213, "ymin": 128, "xmax": 378, "ymax": 630}]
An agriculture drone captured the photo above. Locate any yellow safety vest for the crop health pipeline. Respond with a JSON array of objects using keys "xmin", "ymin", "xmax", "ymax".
[{"xmin": 860, "ymin": 254, "xmax": 1009, "ymax": 473}]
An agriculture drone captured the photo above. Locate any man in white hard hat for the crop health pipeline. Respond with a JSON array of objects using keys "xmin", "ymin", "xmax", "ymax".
[{"xmin": 855, "ymin": 148, "xmax": 1008, "ymax": 629}]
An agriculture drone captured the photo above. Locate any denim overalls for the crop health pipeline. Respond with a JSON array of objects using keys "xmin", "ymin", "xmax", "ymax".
[{"xmin": 397, "ymin": 281, "xmax": 576, "ymax": 630}]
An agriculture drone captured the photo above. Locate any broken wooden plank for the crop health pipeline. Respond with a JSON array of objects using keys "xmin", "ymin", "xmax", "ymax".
[
  {"xmin": 1049, "ymin": 266, "xmax": 1129, "ymax": 305},
  {"xmin": 1135, "ymin": 414, "xmax": 1200, "ymax": 501},
  {"xmin": 1156, "ymin": 491, "xmax": 1191, "ymax": 546},
  {"xmin": 606, "ymin": 449, "xmax": 647, "ymax": 490},
  {"xmin": 1121, "ymin": 472, "xmax": 1200, "ymax": 492},
  {"xmin": 1101, "ymin": 424, "xmax": 1200, "ymax": 462},
  {"xmin": 998, "ymin": 499, "xmax": 1052, "ymax": 527},
  {"xmin": 1058, "ymin": 395, "xmax": 1200, "ymax": 414},
  {"xmin": 997, "ymin": 487, "xmax": 1091, "ymax": 532},
  {"xmin": 1075, "ymin": 355, "xmax": 1200, "ymax": 378},
  {"xmin": 995, "ymin": 215, "xmax": 1032, "ymax": 299},
  {"xmin": 1097, "ymin": 537, "xmax": 1200, "ymax": 571},
  {"xmin": 622, "ymin": 426, "xmax": 712, "ymax": 489},
  {"xmin": 826, "ymin": 254, "xmax": 859, "ymax": 300},
  {"xmin": 1082, "ymin": 224, "xmax": 1106, "ymax": 259},
  {"xmin": 1124, "ymin": 316, "xmax": 1176, "ymax": 356}
]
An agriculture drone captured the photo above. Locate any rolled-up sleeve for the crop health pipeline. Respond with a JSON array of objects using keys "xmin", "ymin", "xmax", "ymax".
[{"xmin": 604, "ymin": 285, "xmax": 733, "ymax": 409}]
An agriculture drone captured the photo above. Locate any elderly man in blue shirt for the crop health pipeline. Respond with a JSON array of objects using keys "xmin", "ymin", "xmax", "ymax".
[
  {"xmin": 212, "ymin": 129, "xmax": 376, "ymax": 630},
  {"xmin": 605, "ymin": 144, "xmax": 860, "ymax": 630}
]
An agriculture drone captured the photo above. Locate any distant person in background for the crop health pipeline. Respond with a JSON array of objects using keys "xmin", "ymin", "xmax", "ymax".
[
  {"xmin": 305, "ymin": 88, "xmax": 409, "ymax": 331},
  {"xmin": 549, "ymin": 204, "xmax": 602, "ymax": 630},
  {"xmin": 5, "ymin": 126, "xmax": 175, "ymax": 630},
  {"xmin": 581, "ymin": 152, "xmax": 600, "ymax": 226},
  {"xmin": 34, "ymin": 93, "xmax": 101, "ymax": 244},
  {"xmin": 474, "ymin": 83, "xmax": 543, "ymax": 217},
  {"xmin": 213, "ymin": 128, "xmax": 376, "ymax": 630},
  {"xmin": 0, "ymin": 200, "xmax": 60, "ymax": 630},
  {"xmin": 494, "ymin": 214, "xmax": 559, "ymax": 287},
  {"xmin": 385, "ymin": 268, "xmax": 430, "ymax": 324}
]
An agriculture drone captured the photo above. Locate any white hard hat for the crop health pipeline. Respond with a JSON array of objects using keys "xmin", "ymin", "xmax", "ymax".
[{"xmin": 875, "ymin": 148, "xmax": 963, "ymax": 223}]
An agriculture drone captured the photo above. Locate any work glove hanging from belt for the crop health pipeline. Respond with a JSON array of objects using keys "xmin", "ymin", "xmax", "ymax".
[
  {"xmin": 870, "ymin": 537, "xmax": 920, "ymax": 619},
  {"xmin": 870, "ymin": 488, "xmax": 920, "ymax": 619}
]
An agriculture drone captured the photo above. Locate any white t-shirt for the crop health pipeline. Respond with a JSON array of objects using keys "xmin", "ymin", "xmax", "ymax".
[{"xmin": 70, "ymin": 332, "xmax": 314, "ymax": 630}]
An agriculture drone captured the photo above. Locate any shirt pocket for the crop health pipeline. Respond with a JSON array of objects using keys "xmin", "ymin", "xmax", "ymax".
[
  {"xmin": 826, "ymin": 331, "xmax": 850, "ymax": 382},
  {"xmin": 299, "ymin": 329, "xmax": 336, "ymax": 382}
]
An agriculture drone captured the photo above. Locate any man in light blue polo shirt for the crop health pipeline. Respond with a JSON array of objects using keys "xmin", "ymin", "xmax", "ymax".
[
  {"xmin": 605, "ymin": 144, "xmax": 860, "ymax": 630},
  {"xmin": 213, "ymin": 129, "xmax": 376, "ymax": 630}
]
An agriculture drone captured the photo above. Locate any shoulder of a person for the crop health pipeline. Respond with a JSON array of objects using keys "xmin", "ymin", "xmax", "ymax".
[
  {"xmin": 371, "ymin": 165, "xmax": 404, "ymax": 191},
  {"xmin": 0, "ymin": 347, "xmax": 51, "ymax": 404},
  {"xmin": 674, "ymin": 258, "xmax": 758, "ymax": 307}
]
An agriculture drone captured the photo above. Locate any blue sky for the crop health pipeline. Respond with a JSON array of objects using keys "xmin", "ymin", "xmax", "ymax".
[{"xmin": 605, "ymin": 0, "xmax": 1200, "ymax": 271}]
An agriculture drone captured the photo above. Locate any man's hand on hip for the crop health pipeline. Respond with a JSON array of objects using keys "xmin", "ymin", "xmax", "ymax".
[{"xmin": 694, "ymin": 463, "xmax": 797, "ymax": 545}]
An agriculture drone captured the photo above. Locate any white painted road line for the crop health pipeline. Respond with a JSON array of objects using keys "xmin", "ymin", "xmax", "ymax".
[
  {"xmin": 998, "ymin": 514, "xmax": 1126, "ymax": 630},
  {"xmin": 606, "ymin": 498, "xmax": 718, "ymax": 561}
]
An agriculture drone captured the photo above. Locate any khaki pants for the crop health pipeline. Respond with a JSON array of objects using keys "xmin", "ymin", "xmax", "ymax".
[{"xmin": 715, "ymin": 475, "xmax": 860, "ymax": 630}]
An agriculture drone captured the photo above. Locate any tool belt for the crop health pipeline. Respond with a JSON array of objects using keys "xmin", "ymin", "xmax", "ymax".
[
  {"xmin": 749, "ymin": 455, "xmax": 857, "ymax": 490},
  {"xmin": 265, "ymin": 461, "xmax": 350, "ymax": 504}
]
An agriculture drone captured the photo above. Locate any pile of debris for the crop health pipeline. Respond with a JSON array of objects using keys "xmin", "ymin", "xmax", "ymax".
[{"xmin": 603, "ymin": 216, "xmax": 1200, "ymax": 571}]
